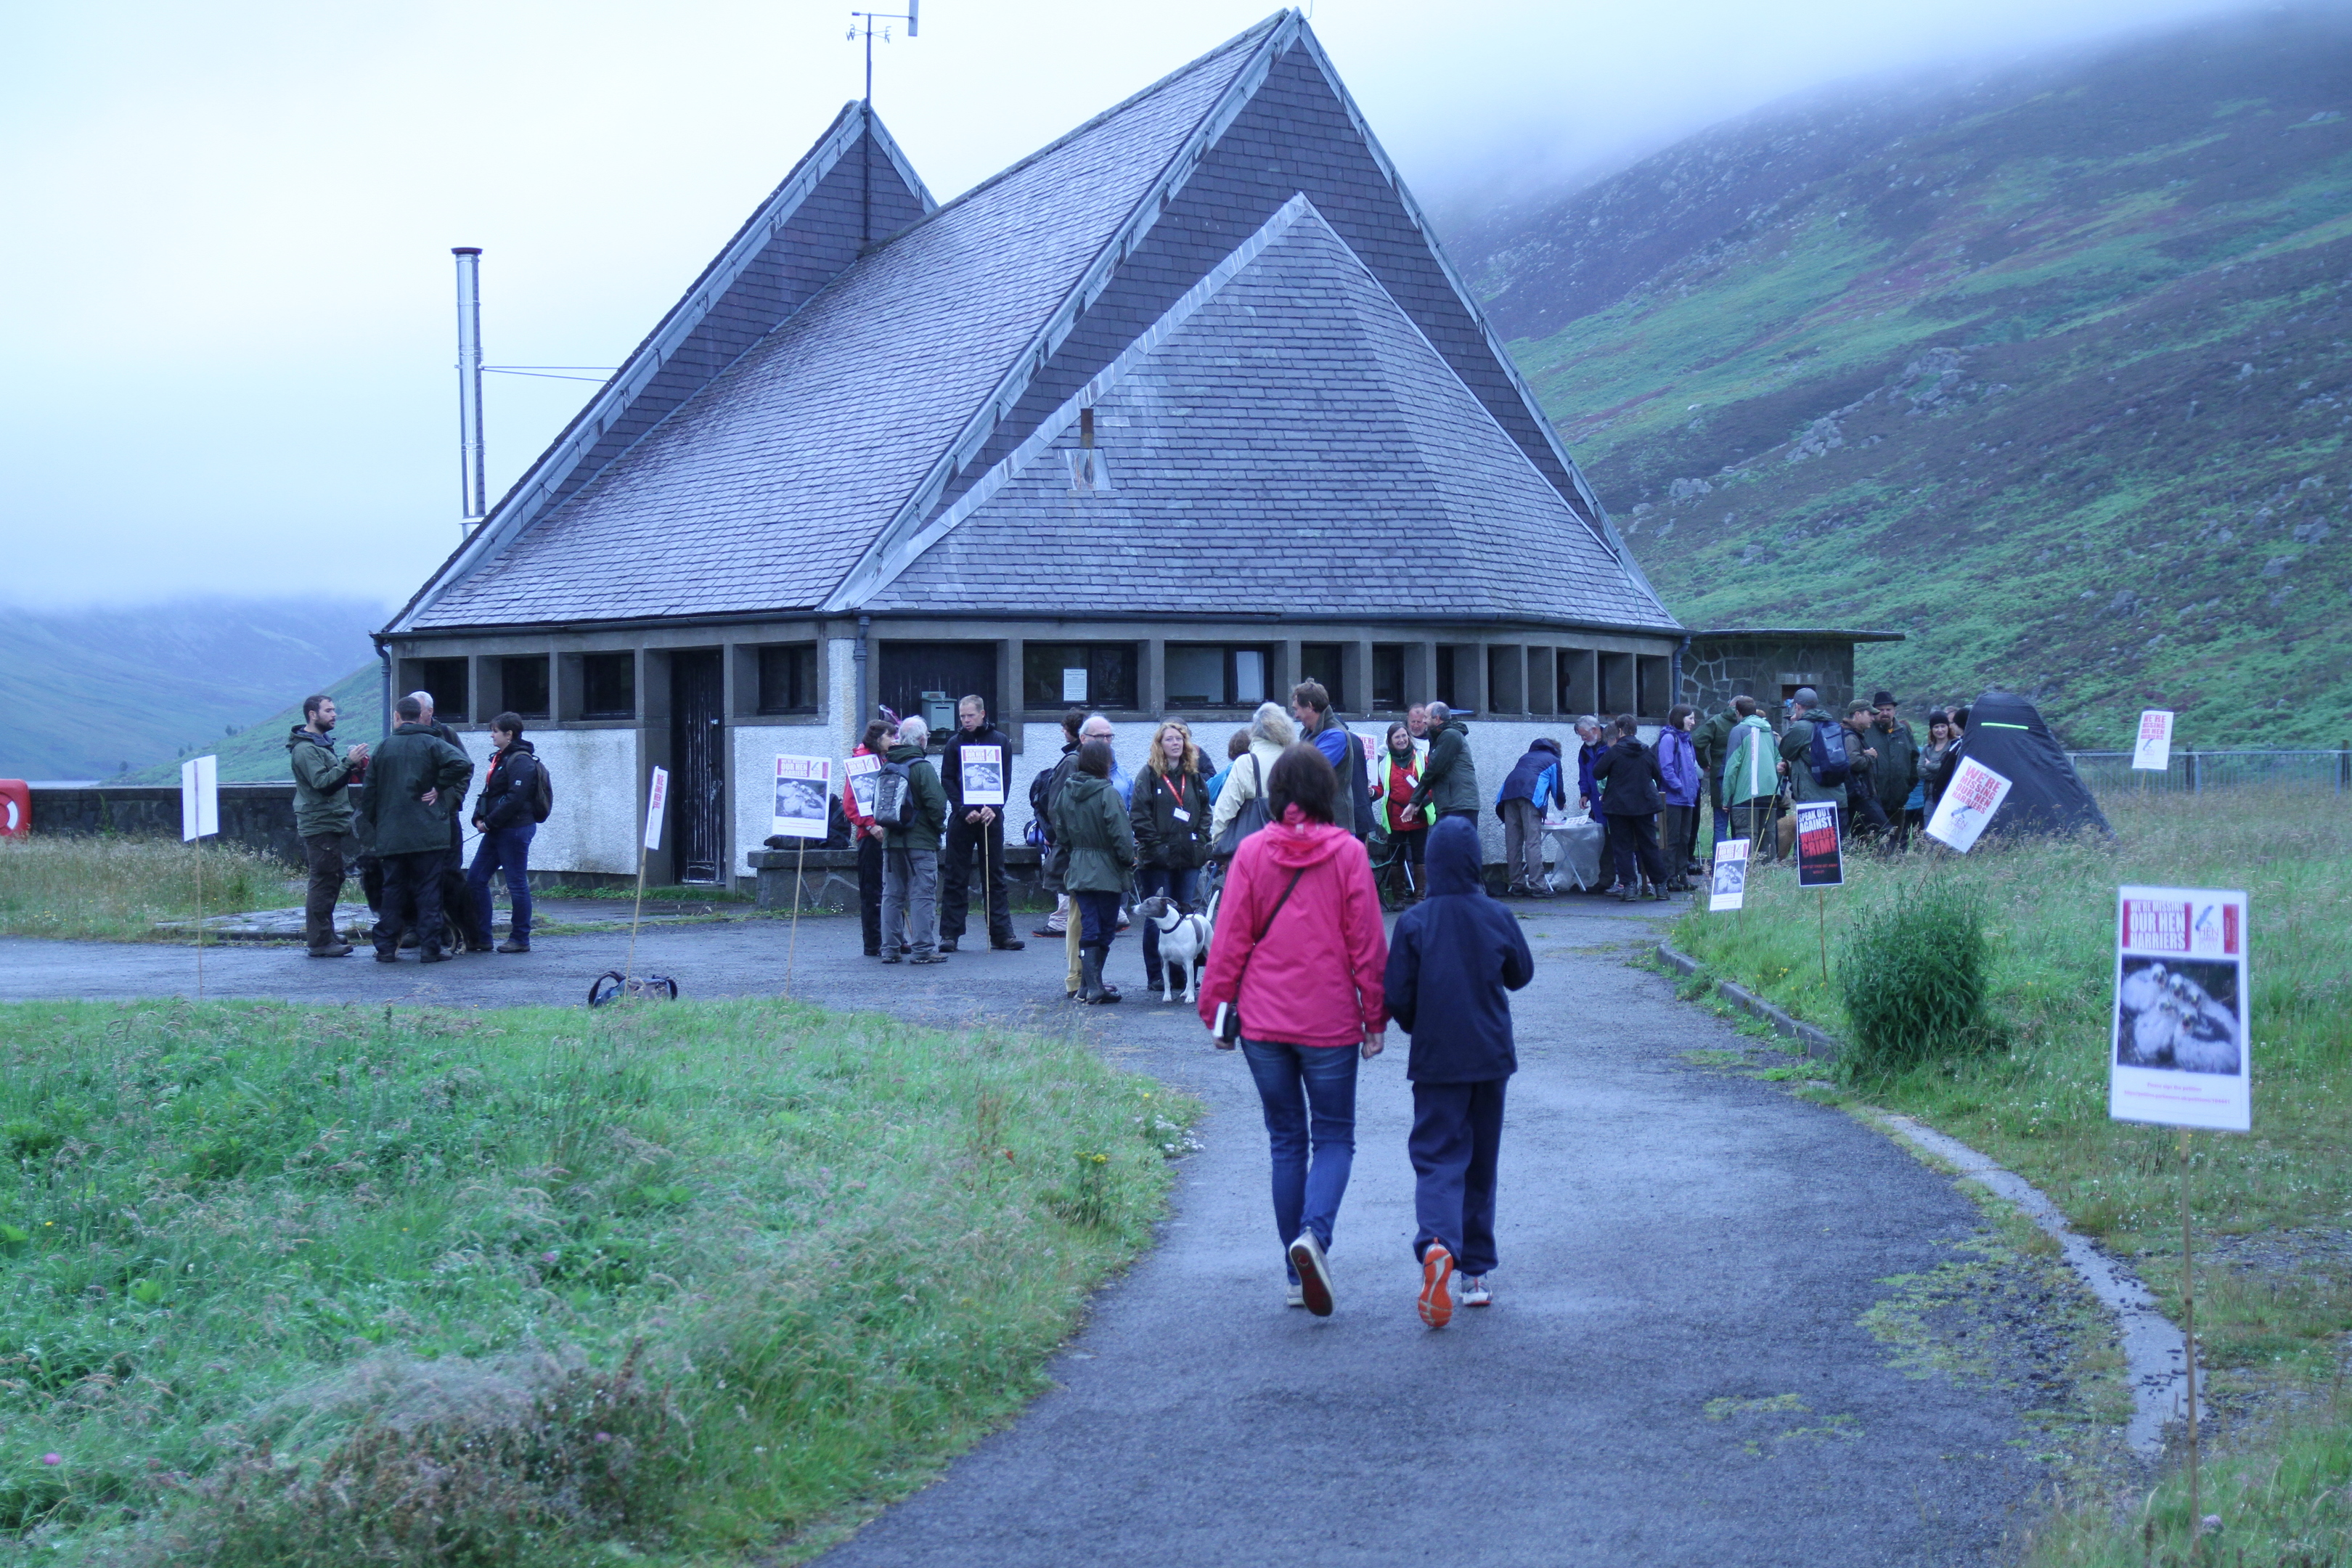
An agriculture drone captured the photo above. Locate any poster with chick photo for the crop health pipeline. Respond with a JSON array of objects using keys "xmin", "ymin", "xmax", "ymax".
[{"xmin": 2109, "ymin": 884, "xmax": 2250, "ymax": 1132}]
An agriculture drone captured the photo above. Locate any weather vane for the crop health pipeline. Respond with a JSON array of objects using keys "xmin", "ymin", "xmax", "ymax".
[{"xmin": 847, "ymin": 1, "xmax": 918, "ymax": 105}]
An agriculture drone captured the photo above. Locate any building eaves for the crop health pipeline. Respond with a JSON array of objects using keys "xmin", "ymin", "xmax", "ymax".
[{"xmin": 1694, "ymin": 628, "xmax": 1910, "ymax": 642}]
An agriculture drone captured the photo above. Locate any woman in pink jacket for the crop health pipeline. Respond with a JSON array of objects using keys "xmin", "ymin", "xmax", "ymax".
[{"xmin": 1198, "ymin": 743, "xmax": 1389, "ymax": 1317}]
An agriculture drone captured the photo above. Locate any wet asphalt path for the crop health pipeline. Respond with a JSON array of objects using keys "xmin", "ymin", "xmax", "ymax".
[{"xmin": 0, "ymin": 901, "xmax": 2049, "ymax": 1564}]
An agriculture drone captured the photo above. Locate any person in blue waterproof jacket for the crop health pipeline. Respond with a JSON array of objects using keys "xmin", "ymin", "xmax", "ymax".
[{"xmin": 1381, "ymin": 815, "xmax": 1535, "ymax": 1329}]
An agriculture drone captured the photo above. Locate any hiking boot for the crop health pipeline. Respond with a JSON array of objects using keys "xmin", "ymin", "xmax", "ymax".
[
  {"xmin": 910, "ymin": 951, "xmax": 947, "ymax": 965},
  {"xmin": 1461, "ymin": 1274, "xmax": 1493, "ymax": 1308},
  {"xmin": 497, "ymin": 937, "xmax": 531, "ymax": 954},
  {"xmin": 417, "ymin": 948, "xmax": 452, "ymax": 965},
  {"xmin": 1418, "ymin": 1244, "xmax": 1455, "ymax": 1329},
  {"xmin": 307, "ymin": 942, "xmax": 353, "ymax": 958},
  {"xmin": 881, "ymin": 950, "xmax": 903, "ymax": 964},
  {"xmin": 465, "ymin": 942, "xmax": 495, "ymax": 954},
  {"xmin": 938, "ymin": 938, "xmax": 958, "ymax": 953},
  {"xmin": 992, "ymin": 936, "xmax": 1026, "ymax": 951},
  {"xmin": 375, "ymin": 949, "xmax": 400, "ymax": 963},
  {"xmin": 1287, "ymin": 1232, "xmax": 1335, "ymax": 1318}
]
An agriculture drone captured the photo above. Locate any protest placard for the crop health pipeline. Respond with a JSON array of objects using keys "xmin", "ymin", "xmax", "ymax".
[
  {"xmin": 1923, "ymin": 756, "xmax": 2013, "ymax": 853},
  {"xmin": 643, "ymin": 766, "xmax": 669, "ymax": 852},
  {"xmin": 2110, "ymin": 885, "xmax": 2250, "ymax": 1132},
  {"xmin": 2132, "ymin": 710, "xmax": 2174, "ymax": 772},
  {"xmin": 1794, "ymin": 800, "xmax": 1843, "ymax": 888},
  {"xmin": 960, "ymin": 743, "xmax": 1005, "ymax": 807},
  {"xmin": 771, "ymin": 756, "xmax": 833, "ymax": 840},
  {"xmin": 1708, "ymin": 837, "xmax": 1750, "ymax": 911},
  {"xmin": 179, "ymin": 754, "xmax": 218, "ymax": 841},
  {"xmin": 844, "ymin": 751, "xmax": 882, "ymax": 819}
]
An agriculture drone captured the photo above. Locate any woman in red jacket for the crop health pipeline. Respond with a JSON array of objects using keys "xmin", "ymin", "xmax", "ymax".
[{"xmin": 1198, "ymin": 743, "xmax": 1389, "ymax": 1317}]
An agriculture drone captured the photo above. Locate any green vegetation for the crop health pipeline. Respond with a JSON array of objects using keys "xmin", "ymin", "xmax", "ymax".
[
  {"xmin": 121, "ymin": 663, "xmax": 383, "ymax": 785},
  {"xmin": 1461, "ymin": 15, "xmax": 2352, "ymax": 746},
  {"xmin": 0, "ymin": 997, "xmax": 1193, "ymax": 1563},
  {"xmin": 0, "ymin": 837, "xmax": 297, "ymax": 942},
  {"xmin": 1670, "ymin": 790, "xmax": 2351, "ymax": 1562},
  {"xmin": 1835, "ymin": 880, "xmax": 1996, "ymax": 1077}
]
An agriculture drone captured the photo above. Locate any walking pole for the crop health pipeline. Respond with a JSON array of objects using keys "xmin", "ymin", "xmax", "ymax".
[
  {"xmin": 2179, "ymin": 1126, "xmax": 2202, "ymax": 1552},
  {"xmin": 783, "ymin": 836, "xmax": 807, "ymax": 996}
]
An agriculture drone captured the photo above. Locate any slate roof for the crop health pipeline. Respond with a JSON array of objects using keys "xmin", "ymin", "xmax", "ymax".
[
  {"xmin": 867, "ymin": 198, "xmax": 1677, "ymax": 629},
  {"xmin": 391, "ymin": 11, "xmax": 1672, "ymax": 637}
]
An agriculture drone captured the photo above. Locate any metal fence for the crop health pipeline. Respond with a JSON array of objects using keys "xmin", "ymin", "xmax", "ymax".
[{"xmin": 2065, "ymin": 750, "xmax": 2352, "ymax": 798}]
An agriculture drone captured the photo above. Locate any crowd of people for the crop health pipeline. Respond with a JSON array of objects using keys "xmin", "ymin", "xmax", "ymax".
[{"xmin": 285, "ymin": 688, "xmax": 542, "ymax": 961}]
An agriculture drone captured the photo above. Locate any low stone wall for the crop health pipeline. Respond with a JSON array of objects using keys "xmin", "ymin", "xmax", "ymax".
[{"xmin": 30, "ymin": 784, "xmax": 315, "ymax": 865}]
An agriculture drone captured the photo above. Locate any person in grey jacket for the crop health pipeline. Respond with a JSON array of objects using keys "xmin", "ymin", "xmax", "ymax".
[
  {"xmin": 355, "ymin": 695, "xmax": 473, "ymax": 962},
  {"xmin": 880, "ymin": 716, "xmax": 950, "ymax": 965},
  {"xmin": 287, "ymin": 693, "xmax": 369, "ymax": 957}
]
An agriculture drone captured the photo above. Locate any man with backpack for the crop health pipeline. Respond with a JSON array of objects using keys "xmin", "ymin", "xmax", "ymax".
[
  {"xmin": 1030, "ymin": 709, "xmax": 1085, "ymax": 940},
  {"xmin": 467, "ymin": 710, "xmax": 546, "ymax": 954},
  {"xmin": 876, "ymin": 714, "xmax": 950, "ymax": 964},
  {"xmin": 1777, "ymin": 689, "xmax": 1848, "ymax": 833}
]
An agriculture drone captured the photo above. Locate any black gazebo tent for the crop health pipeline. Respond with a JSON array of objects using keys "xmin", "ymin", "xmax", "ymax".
[{"xmin": 1951, "ymin": 690, "xmax": 2111, "ymax": 838}]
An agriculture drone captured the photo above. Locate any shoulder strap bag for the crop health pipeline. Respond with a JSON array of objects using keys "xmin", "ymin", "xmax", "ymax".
[{"xmin": 1213, "ymin": 865, "xmax": 1308, "ymax": 1048}]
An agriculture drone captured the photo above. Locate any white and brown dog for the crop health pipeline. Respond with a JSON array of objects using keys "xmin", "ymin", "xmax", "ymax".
[{"xmin": 1136, "ymin": 894, "xmax": 1213, "ymax": 1003}]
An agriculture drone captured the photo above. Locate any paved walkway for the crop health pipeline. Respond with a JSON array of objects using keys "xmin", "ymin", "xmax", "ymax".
[{"xmin": 1, "ymin": 899, "xmax": 2051, "ymax": 1564}]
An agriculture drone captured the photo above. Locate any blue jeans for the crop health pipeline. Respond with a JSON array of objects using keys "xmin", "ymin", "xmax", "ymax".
[
  {"xmin": 467, "ymin": 822, "xmax": 536, "ymax": 942},
  {"xmin": 1410, "ymin": 1078, "xmax": 1507, "ymax": 1275},
  {"xmin": 1135, "ymin": 864, "xmax": 1199, "ymax": 983},
  {"xmin": 1239, "ymin": 1037, "xmax": 1358, "ymax": 1277}
]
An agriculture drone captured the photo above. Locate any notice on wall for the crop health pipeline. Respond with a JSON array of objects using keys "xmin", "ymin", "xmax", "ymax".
[
  {"xmin": 2110, "ymin": 884, "xmax": 2250, "ymax": 1132},
  {"xmin": 180, "ymin": 755, "xmax": 219, "ymax": 842},
  {"xmin": 1061, "ymin": 667, "xmax": 1087, "ymax": 702},
  {"xmin": 1708, "ymin": 837, "xmax": 1750, "ymax": 912},
  {"xmin": 2131, "ymin": 710, "xmax": 2175, "ymax": 772},
  {"xmin": 960, "ymin": 744, "xmax": 1006, "ymax": 807},
  {"xmin": 844, "ymin": 751, "xmax": 882, "ymax": 820},
  {"xmin": 1794, "ymin": 800, "xmax": 1843, "ymax": 888},
  {"xmin": 771, "ymin": 755, "xmax": 833, "ymax": 841},
  {"xmin": 643, "ymin": 766, "xmax": 669, "ymax": 852},
  {"xmin": 1923, "ymin": 757, "xmax": 2013, "ymax": 854}
]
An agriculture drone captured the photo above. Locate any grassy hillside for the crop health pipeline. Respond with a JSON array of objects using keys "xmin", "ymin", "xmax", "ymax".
[
  {"xmin": 1459, "ymin": 7, "xmax": 2352, "ymax": 748},
  {"xmin": 0, "ymin": 599, "xmax": 388, "ymax": 781},
  {"xmin": 121, "ymin": 663, "xmax": 383, "ymax": 785}
]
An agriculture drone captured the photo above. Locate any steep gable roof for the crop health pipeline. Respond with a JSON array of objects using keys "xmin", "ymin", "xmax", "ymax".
[
  {"xmin": 391, "ymin": 10, "xmax": 1661, "ymax": 634},
  {"xmin": 864, "ymin": 197, "xmax": 1677, "ymax": 629}
]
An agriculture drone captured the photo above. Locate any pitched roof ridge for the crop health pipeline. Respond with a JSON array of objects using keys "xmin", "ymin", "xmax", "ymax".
[
  {"xmin": 388, "ymin": 101, "xmax": 926, "ymax": 636},
  {"xmin": 867, "ymin": 11, "xmax": 1291, "ymax": 253},
  {"xmin": 814, "ymin": 15, "xmax": 1302, "ymax": 613}
]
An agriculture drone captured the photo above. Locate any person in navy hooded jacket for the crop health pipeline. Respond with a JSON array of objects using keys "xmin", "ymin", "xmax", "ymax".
[{"xmin": 1381, "ymin": 815, "xmax": 1535, "ymax": 1328}]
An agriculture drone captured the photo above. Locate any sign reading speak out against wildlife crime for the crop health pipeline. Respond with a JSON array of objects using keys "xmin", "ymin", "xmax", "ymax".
[
  {"xmin": 2110, "ymin": 885, "xmax": 2250, "ymax": 1132},
  {"xmin": 770, "ymin": 756, "xmax": 833, "ymax": 841},
  {"xmin": 1794, "ymin": 800, "xmax": 1843, "ymax": 888},
  {"xmin": 2132, "ymin": 710, "xmax": 2175, "ymax": 772},
  {"xmin": 1924, "ymin": 756, "xmax": 2013, "ymax": 853},
  {"xmin": 1708, "ymin": 837, "xmax": 1750, "ymax": 911},
  {"xmin": 960, "ymin": 744, "xmax": 1005, "ymax": 807}
]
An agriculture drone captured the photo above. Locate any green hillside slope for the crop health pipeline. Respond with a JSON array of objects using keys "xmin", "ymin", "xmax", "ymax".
[
  {"xmin": 1460, "ymin": 8, "xmax": 2352, "ymax": 747},
  {"xmin": 0, "ymin": 599, "xmax": 387, "ymax": 780},
  {"xmin": 122, "ymin": 663, "xmax": 385, "ymax": 785}
]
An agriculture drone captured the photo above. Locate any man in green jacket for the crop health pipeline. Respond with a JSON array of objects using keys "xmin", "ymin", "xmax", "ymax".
[
  {"xmin": 1868, "ymin": 691, "xmax": 1922, "ymax": 849},
  {"xmin": 287, "ymin": 693, "xmax": 369, "ymax": 957},
  {"xmin": 879, "ymin": 715, "xmax": 950, "ymax": 964},
  {"xmin": 355, "ymin": 695, "xmax": 474, "ymax": 963},
  {"xmin": 1777, "ymin": 687, "xmax": 1842, "ymax": 806},
  {"xmin": 1691, "ymin": 699, "xmax": 1745, "ymax": 852},
  {"xmin": 1409, "ymin": 703, "xmax": 1481, "ymax": 824}
]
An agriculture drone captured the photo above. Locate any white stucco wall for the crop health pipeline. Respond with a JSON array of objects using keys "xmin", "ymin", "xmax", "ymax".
[
  {"xmin": 457, "ymin": 727, "xmax": 641, "ymax": 878},
  {"xmin": 731, "ymin": 724, "xmax": 833, "ymax": 879}
]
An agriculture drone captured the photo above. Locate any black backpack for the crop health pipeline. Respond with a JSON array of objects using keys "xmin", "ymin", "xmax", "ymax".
[
  {"xmin": 1807, "ymin": 720, "xmax": 1853, "ymax": 788},
  {"xmin": 872, "ymin": 759, "xmax": 914, "ymax": 829},
  {"xmin": 1025, "ymin": 753, "xmax": 1074, "ymax": 848},
  {"xmin": 529, "ymin": 755, "xmax": 554, "ymax": 823}
]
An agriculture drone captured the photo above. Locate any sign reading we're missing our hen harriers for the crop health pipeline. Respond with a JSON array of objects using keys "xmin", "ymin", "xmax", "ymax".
[{"xmin": 2110, "ymin": 886, "xmax": 2250, "ymax": 1133}]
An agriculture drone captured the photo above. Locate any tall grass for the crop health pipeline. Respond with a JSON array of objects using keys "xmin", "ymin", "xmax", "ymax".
[
  {"xmin": 1673, "ymin": 788, "xmax": 2352, "ymax": 1564},
  {"xmin": 0, "ymin": 837, "xmax": 295, "ymax": 941},
  {"xmin": 0, "ymin": 997, "xmax": 1196, "ymax": 1564},
  {"xmin": 1835, "ymin": 879, "xmax": 1996, "ymax": 1079}
]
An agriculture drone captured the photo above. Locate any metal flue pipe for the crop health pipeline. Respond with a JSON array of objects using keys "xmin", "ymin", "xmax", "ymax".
[{"xmin": 452, "ymin": 247, "xmax": 486, "ymax": 531}]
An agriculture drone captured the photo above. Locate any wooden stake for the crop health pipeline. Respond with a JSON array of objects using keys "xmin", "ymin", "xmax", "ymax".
[
  {"xmin": 982, "ymin": 817, "xmax": 995, "ymax": 951},
  {"xmin": 621, "ymin": 838, "xmax": 649, "ymax": 997},
  {"xmin": 2180, "ymin": 1125, "xmax": 2202, "ymax": 1553},
  {"xmin": 1816, "ymin": 887, "xmax": 1829, "ymax": 985},
  {"xmin": 783, "ymin": 836, "xmax": 807, "ymax": 995},
  {"xmin": 194, "ymin": 841, "xmax": 204, "ymax": 1001}
]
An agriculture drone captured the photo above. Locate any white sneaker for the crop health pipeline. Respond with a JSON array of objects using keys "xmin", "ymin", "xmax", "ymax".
[
  {"xmin": 1286, "ymin": 1232, "xmax": 1335, "ymax": 1317},
  {"xmin": 1461, "ymin": 1274, "xmax": 1493, "ymax": 1307},
  {"xmin": 1286, "ymin": 1280, "xmax": 1306, "ymax": 1309}
]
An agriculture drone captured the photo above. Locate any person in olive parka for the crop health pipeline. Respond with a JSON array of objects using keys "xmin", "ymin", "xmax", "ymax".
[
  {"xmin": 1051, "ymin": 738, "xmax": 1137, "ymax": 1005},
  {"xmin": 355, "ymin": 694, "xmax": 474, "ymax": 961}
]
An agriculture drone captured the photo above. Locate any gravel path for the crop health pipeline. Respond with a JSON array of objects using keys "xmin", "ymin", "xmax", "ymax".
[{"xmin": 0, "ymin": 899, "xmax": 2053, "ymax": 1563}]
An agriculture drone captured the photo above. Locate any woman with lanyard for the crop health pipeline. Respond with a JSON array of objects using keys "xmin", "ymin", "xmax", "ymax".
[{"xmin": 1130, "ymin": 719, "xmax": 1210, "ymax": 992}]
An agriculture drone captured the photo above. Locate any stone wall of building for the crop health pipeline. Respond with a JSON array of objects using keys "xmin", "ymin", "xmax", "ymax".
[{"xmin": 1679, "ymin": 637, "xmax": 1860, "ymax": 718}]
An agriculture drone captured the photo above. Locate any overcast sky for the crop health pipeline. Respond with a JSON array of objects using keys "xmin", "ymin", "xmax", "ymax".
[{"xmin": 0, "ymin": 0, "xmax": 2269, "ymax": 611}]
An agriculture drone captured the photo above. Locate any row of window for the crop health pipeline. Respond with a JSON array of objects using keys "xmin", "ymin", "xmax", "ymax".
[{"xmin": 394, "ymin": 640, "xmax": 1671, "ymax": 727}]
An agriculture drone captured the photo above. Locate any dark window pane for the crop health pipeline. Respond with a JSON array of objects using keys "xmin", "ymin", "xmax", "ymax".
[
  {"xmin": 1371, "ymin": 645, "xmax": 1404, "ymax": 710},
  {"xmin": 406, "ymin": 657, "xmax": 469, "ymax": 723},
  {"xmin": 499, "ymin": 656, "xmax": 550, "ymax": 719},
  {"xmin": 1434, "ymin": 646, "xmax": 1458, "ymax": 710},
  {"xmin": 1299, "ymin": 644, "xmax": 1343, "ymax": 711},
  {"xmin": 756, "ymin": 645, "xmax": 818, "ymax": 714},
  {"xmin": 1164, "ymin": 645, "xmax": 1273, "ymax": 708},
  {"xmin": 1023, "ymin": 643, "xmax": 1137, "ymax": 709},
  {"xmin": 879, "ymin": 642, "xmax": 995, "ymax": 729},
  {"xmin": 581, "ymin": 652, "xmax": 635, "ymax": 719}
]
